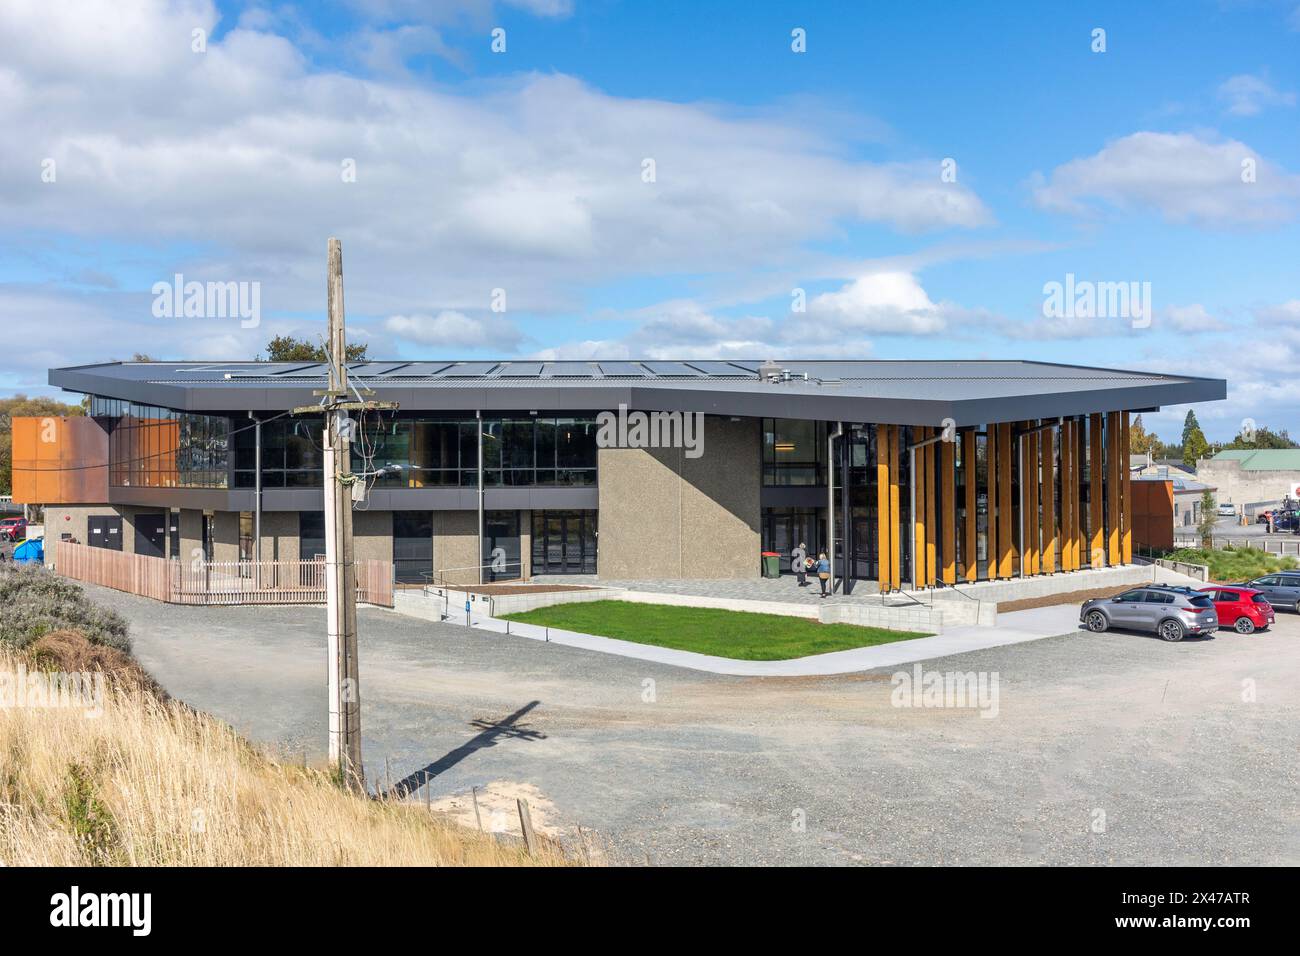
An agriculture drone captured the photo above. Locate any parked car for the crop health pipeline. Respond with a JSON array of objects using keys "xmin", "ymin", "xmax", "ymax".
[
  {"xmin": 1216, "ymin": 503, "xmax": 1236, "ymax": 517},
  {"xmin": 0, "ymin": 517, "xmax": 26, "ymax": 541},
  {"xmin": 1240, "ymin": 572, "xmax": 1300, "ymax": 612},
  {"xmin": 1197, "ymin": 585, "xmax": 1274, "ymax": 634},
  {"xmin": 1079, "ymin": 585, "xmax": 1219, "ymax": 642}
]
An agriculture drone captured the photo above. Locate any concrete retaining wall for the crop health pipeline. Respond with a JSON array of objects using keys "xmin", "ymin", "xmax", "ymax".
[{"xmin": 820, "ymin": 603, "xmax": 943, "ymax": 633}]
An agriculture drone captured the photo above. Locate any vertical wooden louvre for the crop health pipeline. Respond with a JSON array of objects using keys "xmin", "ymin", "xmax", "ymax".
[
  {"xmin": 963, "ymin": 429, "xmax": 977, "ymax": 583},
  {"xmin": 1089, "ymin": 413, "xmax": 1105, "ymax": 567},
  {"xmin": 877, "ymin": 424, "xmax": 893, "ymax": 592},
  {"xmin": 941, "ymin": 436, "xmax": 956, "ymax": 584},
  {"xmin": 1060, "ymin": 419, "xmax": 1074, "ymax": 571},
  {"xmin": 1042, "ymin": 424, "xmax": 1057, "ymax": 574},
  {"xmin": 1121, "ymin": 412, "xmax": 1132, "ymax": 564},
  {"xmin": 1024, "ymin": 426, "xmax": 1039, "ymax": 575},
  {"xmin": 925, "ymin": 436, "xmax": 937, "ymax": 586},
  {"xmin": 1106, "ymin": 410, "xmax": 1121, "ymax": 566},
  {"xmin": 997, "ymin": 422, "xmax": 1013, "ymax": 579},
  {"xmin": 889, "ymin": 427, "xmax": 901, "ymax": 592},
  {"xmin": 986, "ymin": 424, "xmax": 999, "ymax": 579},
  {"xmin": 913, "ymin": 427, "xmax": 928, "ymax": 589}
]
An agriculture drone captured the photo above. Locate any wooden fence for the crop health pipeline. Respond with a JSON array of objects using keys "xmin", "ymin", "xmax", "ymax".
[{"xmin": 52, "ymin": 541, "xmax": 394, "ymax": 608}]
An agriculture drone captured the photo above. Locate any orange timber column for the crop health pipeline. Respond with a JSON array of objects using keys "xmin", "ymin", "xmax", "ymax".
[
  {"xmin": 1024, "ymin": 426, "xmax": 1039, "ymax": 576},
  {"xmin": 941, "ymin": 436, "xmax": 956, "ymax": 584},
  {"xmin": 1106, "ymin": 411, "xmax": 1121, "ymax": 565},
  {"xmin": 962, "ymin": 429, "xmax": 977, "ymax": 583},
  {"xmin": 1061, "ymin": 419, "xmax": 1075, "ymax": 571},
  {"xmin": 1121, "ymin": 412, "xmax": 1133, "ymax": 564},
  {"xmin": 913, "ymin": 427, "xmax": 928, "ymax": 589},
  {"xmin": 1043, "ymin": 423, "xmax": 1057, "ymax": 573},
  {"xmin": 986, "ymin": 424, "xmax": 998, "ymax": 578},
  {"xmin": 889, "ymin": 428, "xmax": 901, "ymax": 592},
  {"xmin": 1089, "ymin": 413, "xmax": 1105, "ymax": 567},
  {"xmin": 997, "ymin": 422, "xmax": 1013, "ymax": 579},
  {"xmin": 877, "ymin": 425, "xmax": 893, "ymax": 592},
  {"xmin": 925, "ymin": 437, "xmax": 937, "ymax": 585}
]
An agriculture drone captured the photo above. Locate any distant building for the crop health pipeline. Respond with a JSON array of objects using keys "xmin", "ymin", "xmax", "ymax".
[{"xmin": 1197, "ymin": 449, "xmax": 1300, "ymax": 513}]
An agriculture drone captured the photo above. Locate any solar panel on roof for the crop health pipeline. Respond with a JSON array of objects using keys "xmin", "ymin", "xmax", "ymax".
[
  {"xmin": 542, "ymin": 362, "xmax": 595, "ymax": 378},
  {"xmin": 685, "ymin": 361, "xmax": 755, "ymax": 377},
  {"xmin": 441, "ymin": 362, "xmax": 500, "ymax": 377},
  {"xmin": 642, "ymin": 361, "xmax": 703, "ymax": 377},
  {"xmin": 597, "ymin": 361, "xmax": 648, "ymax": 377},
  {"xmin": 267, "ymin": 364, "xmax": 329, "ymax": 377},
  {"xmin": 394, "ymin": 362, "xmax": 454, "ymax": 377},
  {"xmin": 496, "ymin": 362, "xmax": 545, "ymax": 377}
]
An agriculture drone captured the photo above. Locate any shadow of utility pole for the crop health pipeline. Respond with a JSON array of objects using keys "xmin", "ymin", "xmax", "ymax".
[{"xmin": 385, "ymin": 700, "xmax": 546, "ymax": 799}]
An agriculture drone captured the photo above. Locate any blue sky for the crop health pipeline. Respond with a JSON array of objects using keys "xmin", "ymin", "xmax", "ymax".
[{"xmin": 1, "ymin": 0, "xmax": 1298, "ymax": 441}]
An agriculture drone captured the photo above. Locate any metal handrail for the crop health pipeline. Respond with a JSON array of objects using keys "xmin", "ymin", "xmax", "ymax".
[{"xmin": 421, "ymin": 562, "xmax": 527, "ymax": 588}]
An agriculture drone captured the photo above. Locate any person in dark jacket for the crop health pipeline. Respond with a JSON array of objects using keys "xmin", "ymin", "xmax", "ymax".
[{"xmin": 791, "ymin": 542, "xmax": 808, "ymax": 586}]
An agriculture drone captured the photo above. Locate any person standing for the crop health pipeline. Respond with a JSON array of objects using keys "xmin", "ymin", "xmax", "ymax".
[
  {"xmin": 792, "ymin": 542, "xmax": 808, "ymax": 587},
  {"xmin": 816, "ymin": 552, "xmax": 830, "ymax": 597}
]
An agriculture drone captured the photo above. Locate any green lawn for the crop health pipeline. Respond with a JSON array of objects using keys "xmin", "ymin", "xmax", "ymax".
[{"xmin": 499, "ymin": 600, "xmax": 931, "ymax": 661}]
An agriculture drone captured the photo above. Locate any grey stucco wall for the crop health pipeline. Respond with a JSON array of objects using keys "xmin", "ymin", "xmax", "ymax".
[{"xmin": 597, "ymin": 416, "xmax": 761, "ymax": 579}]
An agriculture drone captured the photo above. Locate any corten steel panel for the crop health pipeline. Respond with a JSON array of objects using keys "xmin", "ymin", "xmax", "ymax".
[
  {"xmin": 941, "ymin": 438, "xmax": 956, "ymax": 584},
  {"xmin": 1107, "ymin": 411, "xmax": 1122, "ymax": 565},
  {"xmin": 1043, "ymin": 424, "xmax": 1057, "ymax": 574},
  {"xmin": 1089, "ymin": 413, "xmax": 1105, "ymax": 568},
  {"xmin": 876, "ymin": 424, "xmax": 892, "ymax": 592},
  {"xmin": 11, "ymin": 417, "xmax": 108, "ymax": 504},
  {"xmin": 1132, "ymin": 480, "xmax": 1175, "ymax": 552},
  {"xmin": 962, "ymin": 430, "xmax": 977, "ymax": 583},
  {"xmin": 1122, "ymin": 413, "xmax": 1133, "ymax": 564},
  {"xmin": 996, "ymin": 423, "xmax": 1013, "ymax": 579}
]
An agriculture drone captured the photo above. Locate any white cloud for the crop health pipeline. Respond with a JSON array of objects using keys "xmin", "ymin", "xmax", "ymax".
[
  {"xmin": 803, "ymin": 272, "xmax": 949, "ymax": 335},
  {"xmin": 385, "ymin": 310, "xmax": 522, "ymax": 349},
  {"xmin": 0, "ymin": 0, "xmax": 991, "ymax": 374},
  {"xmin": 1217, "ymin": 73, "xmax": 1296, "ymax": 116},
  {"xmin": 1162, "ymin": 303, "xmax": 1229, "ymax": 333},
  {"xmin": 1030, "ymin": 131, "xmax": 1300, "ymax": 226}
]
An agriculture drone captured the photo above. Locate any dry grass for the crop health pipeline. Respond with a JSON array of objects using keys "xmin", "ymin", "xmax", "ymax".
[{"xmin": 0, "ymin": 632, "xmax": 573, "ymax": 867}]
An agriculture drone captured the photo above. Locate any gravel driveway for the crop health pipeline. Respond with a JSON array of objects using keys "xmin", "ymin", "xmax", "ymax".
[{"xmin": 83, "ymin": 583, "xmax": 1300, "ymax": 866}]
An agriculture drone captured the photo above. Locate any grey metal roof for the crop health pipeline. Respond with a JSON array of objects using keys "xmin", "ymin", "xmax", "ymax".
[{"xmin": 49, "ymin": 359, "xmax": 1227, "ymax": 428}]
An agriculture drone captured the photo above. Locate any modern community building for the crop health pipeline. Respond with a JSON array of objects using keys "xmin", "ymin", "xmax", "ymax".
[{"xmin": 14, "ymin": 359, "xmax": 1225, "ymax": 592}]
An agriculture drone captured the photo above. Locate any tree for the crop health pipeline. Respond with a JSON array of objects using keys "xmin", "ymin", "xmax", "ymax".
[
  {"xmin": 1197, "ymin": 489, "xmax": 1217, "ymax": 547},
  {"xmin": 260, "ymin": 335, "xmax": 367, "ymax": 362},
  {"xmin": 0, "ymin": 394, "xmax": 86, "ymax": 496},
  {"xmin": 1222, "ymin": 425, "xmax": 1299, "ymax": 450},
  {"xmin": 1181, "ymin": 410, "xmax": 1209, "ymax": 466},
  {"xmin": 1129, "ymin": 414, "xmax": 1160, "ymax": 456}
]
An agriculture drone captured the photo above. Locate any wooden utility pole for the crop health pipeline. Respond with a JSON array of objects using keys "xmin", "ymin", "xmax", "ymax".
[
  {"xmin": 290, "ymin": 239, "xmax": 397, "ymax": 790},
  {"xmin": 322, "ymin": 238, "xmax": 363, "ymax": 788}
]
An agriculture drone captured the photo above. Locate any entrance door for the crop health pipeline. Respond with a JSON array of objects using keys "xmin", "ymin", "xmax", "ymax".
[
  {"xmin": 134, "ymin": 513, "xmax": 167, "ymax": 558},
  {"xmin": 531, "ymin": 510, "xmax": 596, "ymax": 574},
  {"xmin": 88, "ymin": 515, "xmax": 123, "ymax": 551}
]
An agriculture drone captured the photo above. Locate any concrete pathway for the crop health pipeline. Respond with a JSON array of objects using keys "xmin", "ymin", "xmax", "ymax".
[{"xmin": 469, "ymin": 603, "xmax": 1084, "ymax": 676}]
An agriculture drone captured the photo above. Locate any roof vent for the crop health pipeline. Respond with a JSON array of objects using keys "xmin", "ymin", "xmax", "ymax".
[{"xmin": 758, "ymin": 359, "xmax": 782, "ymax": 383}]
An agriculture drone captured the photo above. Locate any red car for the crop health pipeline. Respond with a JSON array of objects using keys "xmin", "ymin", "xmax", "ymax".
[
  {"xmin": 0, "ymin": 517, "xmax": 26, "ymax": 542},
  {"xmin": 1198, "ymin": 585, "xmax": 1274, "ymax": 634}
]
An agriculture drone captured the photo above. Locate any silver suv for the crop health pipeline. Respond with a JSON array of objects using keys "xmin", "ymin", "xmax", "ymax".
[{"xmin": 1080, "ymin": 585, "xmax": 1219, "ymax": 642}]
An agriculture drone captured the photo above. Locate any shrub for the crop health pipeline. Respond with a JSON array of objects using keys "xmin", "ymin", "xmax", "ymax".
[
  {"xmin": 1167, "ymin": 545, "xmax": 1296, "ymax": 583},
  {"xmin": 0, "ymin": 564, "xmax": 130, "ymax": 653}
]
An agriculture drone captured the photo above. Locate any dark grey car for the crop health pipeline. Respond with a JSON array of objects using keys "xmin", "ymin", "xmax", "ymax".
[
  {"xmin": 1079, "ymin": 586, "xmax": 1219, "ymax": 642},
  {"xmin": 1242, "ymin": 572, "xmax": 1300, "ymax": 611}
]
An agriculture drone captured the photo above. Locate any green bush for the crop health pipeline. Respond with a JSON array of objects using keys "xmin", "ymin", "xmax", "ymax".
[
  {"xmin": 1167, "ymin": 545, "xmax": 1297, "ymax": 583},
  {"xmin": 0, "ymin": 564, "xmax": 130, "ymax": 653}
]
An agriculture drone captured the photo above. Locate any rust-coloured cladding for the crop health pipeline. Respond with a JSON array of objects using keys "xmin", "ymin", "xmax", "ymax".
[
  {"xmin": 1131, "ymin": 479, "xmax": 1175, "ymax": 553},
  {"xmin": 10, "ymin": 417, "xmax": 108, "ymax": 504}
]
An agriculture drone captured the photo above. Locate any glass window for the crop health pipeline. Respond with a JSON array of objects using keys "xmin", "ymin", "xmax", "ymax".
[{"xmin": 763, "ymin": 419, "xmax": 827, "ymax": 485}]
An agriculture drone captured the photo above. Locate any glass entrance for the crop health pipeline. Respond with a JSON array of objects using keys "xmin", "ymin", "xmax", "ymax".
[
  {"xmin": 531, "ymin": 510, "xmax": 597, "ymax": 574},
  {"xmin": 761, "ymin": 507, "xmax": 824, "ymax": 571}
]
